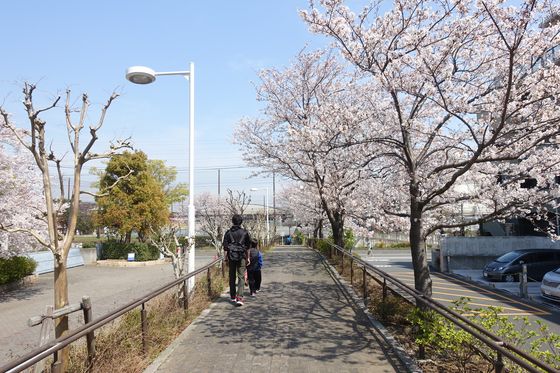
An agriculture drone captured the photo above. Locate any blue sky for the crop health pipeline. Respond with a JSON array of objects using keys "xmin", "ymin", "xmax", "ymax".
[{"xmin": 0, "ymin": 1, "xmax": 331, "ymax": 204}]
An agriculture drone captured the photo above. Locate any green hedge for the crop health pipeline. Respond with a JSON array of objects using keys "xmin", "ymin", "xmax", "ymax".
[
  {"xmin": 0, "ymin": 256, "xmax": 37, "ymax": 285},
  {"xmin": 375, "ymin": 241, "xmax": 410, "ymax": 249},
  {"xmin": 100, "ymin": 240, "xmax": 160, "ymax": 261},
  {"xmin": 314, "ymin": 239, "xmax": 333, "ymax": 256}
]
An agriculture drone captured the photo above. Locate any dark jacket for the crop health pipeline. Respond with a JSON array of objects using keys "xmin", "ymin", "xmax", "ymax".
[
  {"xmin": 222, "ymin": 225, "xmax": 251, "ymax": 260},
  {"xmin": 247, "ymin": 248, "xmax": 262, "ymax": 271}
]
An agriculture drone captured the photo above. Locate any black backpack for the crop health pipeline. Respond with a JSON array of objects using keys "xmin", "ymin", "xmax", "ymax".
[{"xmin": 227, "ymin": 231, "xmax": 246, "ymax": 261}]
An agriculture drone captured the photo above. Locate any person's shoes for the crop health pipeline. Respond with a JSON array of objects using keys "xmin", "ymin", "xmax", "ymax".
[
  {"xmin": 255, "ymin": 289, "xmax": 260, "ymax": 293},
  {"xmin": 250, "ymin": 293, "xmax": 256, "ymax": 297},
  {"xmin": 236, "ymin": 297, "xmax": 244, "ymax": 306},
  {"xmin": 230, "ymin": 297, "xmax": 237, "ymax": 303}
]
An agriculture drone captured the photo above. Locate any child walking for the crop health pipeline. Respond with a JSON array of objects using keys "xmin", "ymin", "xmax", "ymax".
[{"xmin": 247, "ymin": 239, "xmax": 263, "ymax": 296}]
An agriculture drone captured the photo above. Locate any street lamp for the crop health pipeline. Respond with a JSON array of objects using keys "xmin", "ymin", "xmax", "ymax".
[
  {"xmin": 126, "ymin": 63, "xmax": 196, "ymax": 293},
  {"xmin": 250, "ymin": 187, "xmax": 269, "ymax": 245}
]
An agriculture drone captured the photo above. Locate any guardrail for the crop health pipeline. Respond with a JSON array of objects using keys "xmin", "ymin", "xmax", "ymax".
[
  {"xmin": 0, "ymin": 256, "xmax": 224, "ymax": 373},
  {"xmin": 315, "ymin": 241, "xmax": 557, "ymax": 373}
]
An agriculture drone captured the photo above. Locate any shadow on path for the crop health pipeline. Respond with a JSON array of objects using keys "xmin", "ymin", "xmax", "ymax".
[{"xmin": 151, "ymin": 247, "xmax": 400, "ymax": 373}]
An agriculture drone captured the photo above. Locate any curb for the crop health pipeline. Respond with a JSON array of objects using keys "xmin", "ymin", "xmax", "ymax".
[
  {"xmin": 96, "ymin": 259, "xmax": 168, "ymax": 267},
  {"xmin": 315, "ymin": 250, "xmax": 422, "ymax": 373}
]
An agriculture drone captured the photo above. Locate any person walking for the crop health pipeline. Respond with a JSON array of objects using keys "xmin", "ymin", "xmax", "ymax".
[
  {"xmin": 247, "ymin": 238, "xmax": 263, "ymax": 296},
  {"xmin": 223, "ymin": 214, "xmax": 251, "ymax": 306}
]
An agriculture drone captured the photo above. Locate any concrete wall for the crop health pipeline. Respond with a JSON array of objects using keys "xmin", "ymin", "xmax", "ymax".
[
  {"xmin": 29, "ymin": 247, "xmax": 85, "ymax": 275},
  {"xmin": 79, "ymin": 247, "xmax": 97, "ymax": 265},
  {"xmin": 438, "ymin": 236, "xmax": 560, "ymax": 270}
]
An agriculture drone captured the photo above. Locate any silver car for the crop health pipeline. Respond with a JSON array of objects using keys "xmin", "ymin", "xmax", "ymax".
[{"xmin": 541, "ymin": 267, "xmax": 560, "ymax": 302}]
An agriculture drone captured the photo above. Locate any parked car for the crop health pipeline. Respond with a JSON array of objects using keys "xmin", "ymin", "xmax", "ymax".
[
  {"xmin": 541, "ymin": 267, "xmax": 560, "ymax": 302},
  {"xmin": 482, "ymin": 249, "xmax": 560, "ymax": 282}
]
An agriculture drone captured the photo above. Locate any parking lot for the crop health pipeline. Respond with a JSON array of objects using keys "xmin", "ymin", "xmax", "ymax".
[
  {"xmin": 0, "ymin": 250, "xmax": 217, "ymax": 363},
  {"xmin": 452, "ymin": 269, "xmax": 560, "ymax": 312}
]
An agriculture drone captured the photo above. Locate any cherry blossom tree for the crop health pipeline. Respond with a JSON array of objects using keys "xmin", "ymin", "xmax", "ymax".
[
  {"xmin": 235, "ymin": 51, "xmax": 372, "ymax": 248},
  {"xmin": 0, "ymin": 83, "xmax": 129, "ymax": 366},
  {"xmin": 302, "ymin": 0, "xmax": 560, "ymax": 295},
  {"xmin": 279, "ymin": 183, "xmax": 327, "ymax": 239},
  {"xmin": 0, "ymin": 128, "xmax": 46, "ymax": 257}
]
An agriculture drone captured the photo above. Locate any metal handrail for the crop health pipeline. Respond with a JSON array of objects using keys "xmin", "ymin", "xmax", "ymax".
[
  {"xmin": 0, "ymin": 256, "xmax": 223, "ymax": 373},
  {"xmin": 322, "ymin": 241, "xmax": 557, "ymax": 373}
]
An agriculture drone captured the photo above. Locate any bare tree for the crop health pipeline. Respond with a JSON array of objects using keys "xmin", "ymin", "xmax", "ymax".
[
  {"xmin": 195, "ymin": 193, "xmax": 229, "ymax": 257},
  {"xmin": 149, "ymin": 222, "xmax": 188, "ymax": 301},
  {"xmin": 224, "ymin": 189, "xmax": 251, "ymax": 216},
  {"xmin": 0, "ymin": 83, "xmax": 130, "ymax": 367}
]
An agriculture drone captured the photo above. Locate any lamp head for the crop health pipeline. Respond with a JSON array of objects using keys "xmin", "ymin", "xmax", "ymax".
[
  {"xmin": 126, "ymin": 66, "xmax": 156, "ymax": 84},
  {"xmin": 250, "ymin": 188, "xmax": 258, "ymax": 191}
]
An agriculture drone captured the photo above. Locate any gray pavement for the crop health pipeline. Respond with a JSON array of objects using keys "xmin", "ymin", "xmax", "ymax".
[
  {"xmin": 0, "ymin": 250, "xmax": 216, "ymax": 363},
  {"xmin": 452, "ymin": 269, "xmax": 560, "ymax": 312},
  {"xmin": 146, "ymin": 246, "xmax": 398, "ymax": 373}
]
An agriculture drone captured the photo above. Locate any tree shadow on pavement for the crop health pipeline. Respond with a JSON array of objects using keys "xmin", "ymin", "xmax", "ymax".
[{"xmin": 194, "ymin": 249, "xmax": 403, "ymax": 372}]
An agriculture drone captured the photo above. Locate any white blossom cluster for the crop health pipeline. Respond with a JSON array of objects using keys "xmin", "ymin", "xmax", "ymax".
[
  {"xmin": 0, "ymin": 127, "xmax": 47, "ymax": 257},
  {"xmin": 237, "ymin": 0, "xmax": 560, "ymax": 292}
]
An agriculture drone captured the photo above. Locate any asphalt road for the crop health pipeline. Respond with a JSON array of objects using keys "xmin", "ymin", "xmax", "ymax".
[
  {"xmin": 356, "ymin": 249, "xmax": 560, "ymax": 338},
  {"xmin": 0, "ymin": 250, "xmax": 216, "ymax": 364}
]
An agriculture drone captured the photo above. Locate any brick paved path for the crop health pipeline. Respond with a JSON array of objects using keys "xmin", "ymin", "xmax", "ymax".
[{"xmin": 146, "ymin": 246, "xmax": 399, "ymax": 373}]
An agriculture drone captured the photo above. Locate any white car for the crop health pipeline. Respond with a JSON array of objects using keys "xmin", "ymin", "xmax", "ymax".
[{"xmin": 541, "ymin": 267, "xmax": 560, "ymax": 302}]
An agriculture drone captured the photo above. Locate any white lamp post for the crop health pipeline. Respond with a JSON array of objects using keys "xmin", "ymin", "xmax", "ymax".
[
  {"xmin": 126, "ymin": 63, "xmax": 196, "ymax": 293},
  {"xmin": 250, "ymin": 187, "xmax": 269, "ymax": 245}
]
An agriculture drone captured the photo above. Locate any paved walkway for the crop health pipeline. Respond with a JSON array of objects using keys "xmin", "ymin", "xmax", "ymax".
[{"xmin": 146, "ymin": 246, "xmax": 399, "ymax": 373}]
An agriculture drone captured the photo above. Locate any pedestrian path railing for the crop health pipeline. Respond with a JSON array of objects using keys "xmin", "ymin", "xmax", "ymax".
[
  {"xmin": 0, "ymin": 256, "xmax": 224, "ymax": 373},
  {"xmin": 315, "ymin": 241, "xmax": 557, "ymax": 373}
]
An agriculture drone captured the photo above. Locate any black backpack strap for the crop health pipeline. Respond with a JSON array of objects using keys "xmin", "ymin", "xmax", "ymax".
[{"xmin": 228, "ymin": 230, "xmax": 245, "ymax": 247}]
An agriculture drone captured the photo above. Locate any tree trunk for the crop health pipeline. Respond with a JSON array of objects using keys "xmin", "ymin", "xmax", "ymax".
[
  {"xmin": 330, "ymin": 212, "xmax": 345, "ymax": 249},
  {"xmin": 410, "ymin": 201, "xmax": 432, "ymax": 297},
  {"xmin": 53, "ymin": 253, "xmax": 70, "ymax": 369},
  {"xmin": 313, "ymin": 219, "xmax": 324, "ymax": 239},
  {"xmin": 125, "ymin": 231, "xmax": 132, "ymax": 244}
]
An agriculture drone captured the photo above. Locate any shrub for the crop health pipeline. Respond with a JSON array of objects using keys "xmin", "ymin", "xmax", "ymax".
[
  {"xmin": 73, "ymin": 236, "xmax": 102, "ymax": 248},
  {"xmin": 314, "ymin": 238, "xmax": 333, "ymax": 256},
  {"xmin": 374, "ymin": 241, "xmax": 410, "ymax": 249},
  {"xmin": 344, "ymin": 229, "xmax": 356, "ymax": 250},
  {"xmin": 81, "ymin": 241, "xmax": 99, "ymax": 249},
  {"xmin": 0, "ymin": 256, "xmax": 37, "ymax": 285},
  {"xmin": 195, "ymin": 235, "xmax": 212, "ymax": 248},
  {"xmin": 100, "ymin": 240, "xmax": 160, "ymax": 261}
]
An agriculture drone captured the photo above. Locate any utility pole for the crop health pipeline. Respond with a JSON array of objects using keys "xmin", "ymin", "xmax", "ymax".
[
  {"xmin": 273, "ymin": 172, "xmax": 276, "ymax": 238},
  {"xmin": 218, "ymin": 168, "xmax": 221, "ymax": 196}
]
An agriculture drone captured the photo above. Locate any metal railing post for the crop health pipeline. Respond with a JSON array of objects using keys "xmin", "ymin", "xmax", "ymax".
[
  {"xmin": 520, "ymin": 264, "xmax": 528, "ymax": 298},
  {"xmin": 140, "ymin": 303, "xmax": 148, "ymax": 355},
  {"xmin": 51, "ymin": 351, "xmax": 62, "ymax": 373},
  {"xmin": 350, "ymin": 257, "xmax": 354, "ymax": 285},
  {"xmin": 81, "ymin": 296, "xmax": 95, "ymax": 370},
  {"xmin": 207, "ymin": 268, "xmax": 212, "ymax": 296},
  {"xmin": 362, "ymin": 266, "xmax": 367, "ymax": 305},
  {"xmin": 383, "ymin": 278, "xmax": 387, "ymax": 301},
  {"xmin": 495, "ymin": 352, "xmax": 505, "ymax": 373},
  {"xmin": 183, "ymin": 280, "xmax": 188, "ymax": 311}
]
